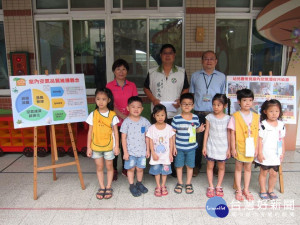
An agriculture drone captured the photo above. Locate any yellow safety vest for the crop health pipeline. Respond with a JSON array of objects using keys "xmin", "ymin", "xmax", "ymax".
[
  {"xmin": 91, "ymin": 109, "xmax": 116, "ymax": 152},
  {"xmin": 233, "ymin": 111, "xmax": 259, "ymax": 162}
]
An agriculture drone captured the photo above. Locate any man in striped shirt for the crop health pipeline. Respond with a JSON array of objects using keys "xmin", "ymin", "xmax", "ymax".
[{"xmin": 171, "ymin": 93, "xmax": 205, "ymax": 194}]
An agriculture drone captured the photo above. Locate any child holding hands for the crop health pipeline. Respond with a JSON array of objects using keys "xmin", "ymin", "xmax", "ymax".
[{"xmin": 121, "ymin": 96, "xmax": 151, "ymax": 197}]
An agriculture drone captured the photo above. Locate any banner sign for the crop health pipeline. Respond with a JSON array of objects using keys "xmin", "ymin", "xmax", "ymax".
[
  {"xmin": 226, "ymin": 76, "xmax": 297, "ymax": 124},
  {"xmin": 10, "ymin": 74, "xmax": 88, "ymax": 128}
]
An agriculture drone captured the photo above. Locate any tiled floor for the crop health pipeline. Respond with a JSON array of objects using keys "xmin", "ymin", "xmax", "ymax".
[{"xmin": 0, "ymin": 149, "xmax": 300, "ymax": 225}]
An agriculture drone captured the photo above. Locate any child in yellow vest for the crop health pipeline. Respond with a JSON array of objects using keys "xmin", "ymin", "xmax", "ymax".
[
  {"xmin": 228, "ymin": 89, "xmax": 259, "ymax": 201},
  {"xmin": 86, "ymin": 88, "xmax": 120, "ymax": 200}
]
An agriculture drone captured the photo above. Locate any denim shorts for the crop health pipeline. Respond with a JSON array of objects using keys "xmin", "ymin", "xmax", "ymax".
[
  {"xmin": 174, "ymin": 149, "xmax": 196, "ymax": 168},
  {"xmin": 149, "ymin": 164, "xmax": 172, "ymax": 175},
  {"xmin": 124, "ymin": 155, "xmax": 146, "ymax": 169},
  {"xmin": 92, "ymin": 150, "xmax": 115, "ymax": 160},
  {"xmin": 206, "ymin": 156, "xmax": 227, "ymax": 162}
]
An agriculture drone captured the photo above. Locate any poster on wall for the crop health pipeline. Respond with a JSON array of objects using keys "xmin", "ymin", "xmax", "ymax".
[
  {"xmin": 9, "ymin": 74, "xmax": 88, "ymax": 129},
  {"xmin": 226, "ymin": 76, "xmax": 297, "ymax": 124}
]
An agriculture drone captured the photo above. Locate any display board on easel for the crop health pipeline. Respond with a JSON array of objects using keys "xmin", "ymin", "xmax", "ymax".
[
  {"xmin": 9, "ymin": 74, "xmax": 88, "ymax": 128},
  {"xmin": 9, "ymin": 72, "xmax": 87, "ymax": 200},
  {"xmin": 226, "ymin": 75, "xmax": 297, "ymax": 124}
]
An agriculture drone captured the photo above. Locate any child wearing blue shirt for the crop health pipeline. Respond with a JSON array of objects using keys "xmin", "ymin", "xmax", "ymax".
[
  {"xmin": 172, "ymin": 93, "xmax": 205, "ymax": 194},
  {"xmin": 121, "ymin": 96, "xmax": 151, "ymax": 197}
]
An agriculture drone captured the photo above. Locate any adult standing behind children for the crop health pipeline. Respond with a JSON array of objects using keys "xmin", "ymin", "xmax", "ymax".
[
  {"xmin": 189, "ymin": 51, "xmax": 226, "ymax": 177},
  {"xmin": 143, "ymin": 44, "xmax": 189, "ymax": 121},
  {"xmin": 106, "ymin": 59, "xmax": 138, "ymax": 181},
  {"xmin": 121, "ymin": 96, "xmax": 151, "ymax": 197},
  {"xmin": 143, "ymin": 44, "xmax": 189, "ymax": 177}
]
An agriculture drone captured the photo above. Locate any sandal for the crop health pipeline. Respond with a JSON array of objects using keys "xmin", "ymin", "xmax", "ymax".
[
  {"xmin": 96, "ymin": 188, "xmax": 106, "ymax": 200},
  {"xmin": 161, "ymin": 186, "xmax": 168, "ymax": 196},
  {"xmin": 259, "ymin": 192, "xmax": 270, "ymax": 200},
  {"xmin": 206, "ymin": 187, "xmax": 215, "ymax": 198},
  {"xmin": 129, "ymin": 185, "xmax": 141, "ymax": 197},
  {"xmin": 174, "ymin": 183, "xmax": 183, "ymax": 194},
  {"xmin": 242, "ymin": 189, "xmax": 254, "ymax": 201},
  {"xmin": 136, "ymin": 182, "xmax": 148, "ymax": 194},
  {"xmin": 104, "ymin": 188, "xmax": 113, "ymax": 199},
  {"xmin": 185, "ymin": 184, "xmax": 194, "ymax": 194},
  {"xmin": 215, "ymin": 187, "xmax": 224, "ymax": 197},
  {"xmin": 268, "ymin": 192, "xmax": 278, "ymax": 200},
  {"xmin": 154, "ymin": 187, "xmax": 162, "ymax": 197},
  {"xmin": 235, "ymin": 190, "xmax": 244, "ymax": 202}
]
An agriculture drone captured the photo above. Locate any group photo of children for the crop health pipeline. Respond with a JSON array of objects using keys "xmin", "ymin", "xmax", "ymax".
[{"xmin": 85, "ymin": 44, "xmax": 287, "ymax": 202}]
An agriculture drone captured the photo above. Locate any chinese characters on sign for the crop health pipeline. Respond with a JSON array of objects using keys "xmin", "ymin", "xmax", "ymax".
[
  {"xmin": 230, "ymin": 199, "xmax": 295, "ymax": 218},
  {"xmin": 10, "ymin": 74, "xmax": 88, "ymax": 128},
  {"xmin": 226, "ymin": 76, "xmax": 297, "ymax": 124}
]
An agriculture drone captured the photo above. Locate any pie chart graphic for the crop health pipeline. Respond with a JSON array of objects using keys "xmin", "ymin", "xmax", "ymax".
[{"xmin": 15, "ymin": 89, "xmax": 50, "ymax": 121}]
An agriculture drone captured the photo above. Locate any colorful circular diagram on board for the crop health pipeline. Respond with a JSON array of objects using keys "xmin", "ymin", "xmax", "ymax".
[{"xmin": 15, "ymin": 89, "xmax": 50, "ymax": 121}]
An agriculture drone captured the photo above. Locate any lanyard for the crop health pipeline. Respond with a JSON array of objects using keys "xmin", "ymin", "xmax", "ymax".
[
  {"xmin": 239, "ymin": 111, "xmax": 252, "ymax": 137},
  {"xmin": 203, "ymin": 73, "xmax": 214, "ymax": 94},
  {"xmin": 279, "ymin": 130, "xmax": 282, "ymax": 141}
]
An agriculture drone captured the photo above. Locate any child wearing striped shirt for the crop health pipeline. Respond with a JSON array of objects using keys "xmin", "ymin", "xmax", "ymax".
[{"xmin": 171, "ymin": 93, "xmax": 205, "ymax": 194}]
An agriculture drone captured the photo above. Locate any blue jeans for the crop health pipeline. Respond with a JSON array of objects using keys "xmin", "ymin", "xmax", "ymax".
[
  {"xmin": 124, "ymin": 155, "xmax": 146, "ymax": 169},
  {"xmin": 149, "ymin": 164, "xmax": 172, "ymax": 175}
]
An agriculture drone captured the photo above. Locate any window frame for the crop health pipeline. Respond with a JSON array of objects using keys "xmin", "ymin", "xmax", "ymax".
[
  {"xmin": 110, "ymin": 14, "xmax": 184, "ymax": 93},
  {"xmin": 33, "ymin": 0, "xmax": 184, "ymax": 95},
  {"xmin": 0, "ymin": 14, "xmax": 9, "ymax": 96},
  {"xmin": 33, "ymin": 0, "xmax": 69, "ymax": 14},
  {"xmin": 215, "ymin": 5, "xmax": 287, "ymax": 76},
  {"xmin": 112, "ymin": 0, "xmax": 184, "ymax": 13}
]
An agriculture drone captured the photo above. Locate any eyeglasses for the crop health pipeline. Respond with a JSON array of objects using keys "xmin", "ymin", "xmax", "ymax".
[
  {"xmin": 181, "ymin": 103, "xmax": 193, "ymax": 107},
  {"xmin": 203, "ymin": 58, "xmax": 216, "ymax": 61}
]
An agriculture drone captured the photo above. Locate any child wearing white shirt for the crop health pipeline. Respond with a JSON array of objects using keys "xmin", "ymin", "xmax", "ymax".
[{"xmin": 255, "ymin": 99, "xmax": 285, "ymax": 200}]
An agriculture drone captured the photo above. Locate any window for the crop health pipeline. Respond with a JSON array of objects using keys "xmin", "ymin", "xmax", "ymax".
[
  {"xmin": 216, "ymin": 1, "xmax": 284, "ymax": 76},
  {"xmin": 36, "ymin": 0, "xmax": 68, "ymax": 9},
  {"xmin": 34, "ymin": 1, "xmax": 184, "ymax": 90},
  {"xmin": 71, "ymin": 0, "xmax": 104, "ymax": 9},
  {"xmin": 123, "ymin": 0, "xmax": 157, "ymax": 9},
  {"xmin": 160, "ymin": 0, "xmax": 183, "ymax": 7},
  {"xmin": 37, "ymin": 21, "xmax": 71, "ymax": 74},
  {"xmin": 251, "ymin": 20, "xmax": 282, "ymax": 75},
  {"xmin": 0, "ymin": 22, "xmax": 8, "ymax": 89},
  {"xmin": 113, "ymin": 18, "xmax": 183, "ymax": 88},
  {"xmin": 113, "ymin": 19, "xmax": 147, "ymax": 87},
  {"xmin": 216, "ymin": 19, "xmax": 249, "ymax": 75},
  {"xmin": 150, "ymin": 19, "xmax": 183, "ymax": 67},
  {"xmin": 217, "ymin": 0, "xmax": 249, "ymax": 8},
  {"xmin": 0, "ymin": 0, "xmax": 2, "ymax": 9},
  {"xmin": 253, "ymin": 0, "xmax": 272, "ymax": 8},
  {"xmin": 113, "ymin": 0, "xmax": 183, "ymax": 9},
  {"xmin": 113, "ymin": 0, "xmax": 120, "ymax": 8},
  {"xmin": 73, "ymin": 20, "xmax": 106, "ymax": 89},
  {"xmin": 36, "ymin": 0, "xmax": 105, "ymax": 10}
]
